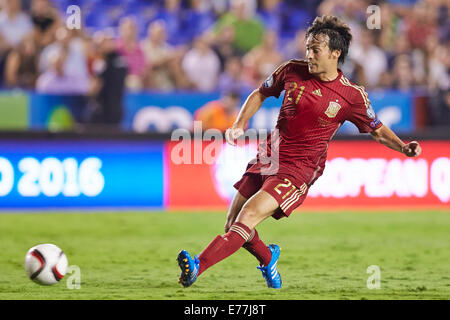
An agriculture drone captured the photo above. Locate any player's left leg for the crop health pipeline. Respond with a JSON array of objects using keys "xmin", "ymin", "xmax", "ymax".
[
  {"xmin": 243, "ymin": 229, "xmax": 272, "ymax": 266},
  {"xmin": 242, "ymin": 176, "xmax": 309, "ymax": 288}
]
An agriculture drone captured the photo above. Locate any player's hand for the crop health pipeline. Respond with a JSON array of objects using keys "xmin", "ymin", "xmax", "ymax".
[
  {"xmin": 402, "ymin": 141, "xmax": 421, "ymax": 157},
  {"xmin": 225, "ymin": 127, "xmax": 244, "ymax": 146}
]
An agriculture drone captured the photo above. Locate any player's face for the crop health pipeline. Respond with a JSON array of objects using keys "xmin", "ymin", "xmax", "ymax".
[{"xmin": 305, "ymin": 34, "xmax": 339, "ymax": 75}]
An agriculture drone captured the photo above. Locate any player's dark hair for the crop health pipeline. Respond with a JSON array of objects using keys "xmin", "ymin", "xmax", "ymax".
[{"xmin": 306, "ymin": 15, "xmax": 352, "ymax": 65}]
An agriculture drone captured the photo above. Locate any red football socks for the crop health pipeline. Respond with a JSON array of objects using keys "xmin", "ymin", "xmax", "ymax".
[
  {"xmin": 197, "ymin": 222, "xmax": 252, "ymax": 276},
  {"xmin": 243, "ymin": 229, "xmax": 272, "ymax": 266}
]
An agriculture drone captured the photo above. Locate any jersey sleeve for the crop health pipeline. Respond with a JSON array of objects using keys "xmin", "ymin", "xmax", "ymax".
[
  {"xmin": 346, "ymin": 90, "xmax": 383, "ymax": 133},
  {"xmin": 258, "ymin": 61, "xmax": 289, "ymax": 98}
]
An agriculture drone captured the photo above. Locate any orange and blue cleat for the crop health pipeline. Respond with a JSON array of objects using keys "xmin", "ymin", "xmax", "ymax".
[{"xmin": 177, "ymin": 250, "xmax": 199, "ymax": 287}]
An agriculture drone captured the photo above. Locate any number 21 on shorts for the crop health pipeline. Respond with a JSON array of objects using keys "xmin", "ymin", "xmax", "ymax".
[
  {"xmin": 274, "ymin": 178, "xmax": 307, "ymax": 200},
  {"xmin": 274, "ymin": 178, "xmax": 308, "ymax": 212}
]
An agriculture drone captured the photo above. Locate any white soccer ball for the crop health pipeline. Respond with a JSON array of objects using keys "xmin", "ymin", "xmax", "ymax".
[{"xmin": 24, "ymin": 244, "xmax": 68, "ymax": 285}]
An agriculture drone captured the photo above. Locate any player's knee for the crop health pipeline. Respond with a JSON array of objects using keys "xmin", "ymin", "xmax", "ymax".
[{"xmin": 237, "ymin": 206, "xmax": 260, "ymax": 228}]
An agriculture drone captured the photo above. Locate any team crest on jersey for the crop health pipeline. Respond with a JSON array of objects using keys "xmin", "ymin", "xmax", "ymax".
[
  {"xmin": 263, "ymin": 75, "xmax": 273, "ymax": 88},
  {"xmin": 324, "ymin": 101, "xmax": 341, "ymax": 118},
  {"xmin": 366, "ymin": 103, "xmax": 376, "ymax": 119}
]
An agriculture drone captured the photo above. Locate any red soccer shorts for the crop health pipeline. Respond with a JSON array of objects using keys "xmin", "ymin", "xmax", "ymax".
[{"xmin": 233, "ymin": 173, "xmax": 309, "ymax": 220}]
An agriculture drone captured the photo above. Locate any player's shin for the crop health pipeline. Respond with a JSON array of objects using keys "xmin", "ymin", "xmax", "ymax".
[
  {"xmin": 243, "ymin": 229, "xmax": 272, "ymax": 266},
  {"xmin": 197, "ymin": 222, "xmax": 252, "ymax": 276}
]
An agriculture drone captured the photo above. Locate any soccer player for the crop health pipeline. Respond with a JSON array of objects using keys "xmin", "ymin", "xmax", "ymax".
[{"xmin": 177, "ymin": 15, "xmax": 422, "ymax": 289}]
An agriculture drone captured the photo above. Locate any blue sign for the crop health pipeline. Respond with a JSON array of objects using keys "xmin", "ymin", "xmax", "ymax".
[
  {"xmin": 28, "ymin": 90, "xmax": 415, "ymax": 133},
  {"xmin": 125, "ymin": 90, "xmax": 415, "ymax": 133},
  {"xmin": 0, "ymin": 140, "xmax": 164, "ymax": 208}
]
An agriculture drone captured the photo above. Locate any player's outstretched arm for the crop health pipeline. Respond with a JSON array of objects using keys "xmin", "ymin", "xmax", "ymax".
[
  {"xmin": 370, "ymin": 125, "xmax": 422, "ymax": 157},
  {"xmin": 225, "ymin": 89, "xmax": 267, "ymax": 145}
]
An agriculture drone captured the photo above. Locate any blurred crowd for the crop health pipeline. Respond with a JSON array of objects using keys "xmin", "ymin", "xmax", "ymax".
[{"xmin": 0, "ymin": 0, "xmax": 449, "ymax": 126}]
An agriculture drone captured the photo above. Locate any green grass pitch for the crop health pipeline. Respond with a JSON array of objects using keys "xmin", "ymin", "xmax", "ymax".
[{"xmin": 0, "ymin": 210, "xmax": 449, "ymax": 300}]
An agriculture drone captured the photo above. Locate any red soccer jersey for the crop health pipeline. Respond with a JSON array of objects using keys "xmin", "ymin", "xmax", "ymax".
[{"xmin": 246, "ymin": 59, "xmax": 383, "ymax": 188}]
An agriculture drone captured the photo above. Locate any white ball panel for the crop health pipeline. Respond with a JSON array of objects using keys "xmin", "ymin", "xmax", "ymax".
[{"xmin": 24, "ymin": 243, "xmax": 69, "ymax": 286}]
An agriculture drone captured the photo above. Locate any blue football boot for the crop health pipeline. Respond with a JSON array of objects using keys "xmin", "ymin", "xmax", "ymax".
[
  {"xmin": 177, "ymin": 250, "xmax": 199, "ymax": 287},
  {"xmin": 257, "ymin": 244, "xmax": 282, "ymax": 289}
]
